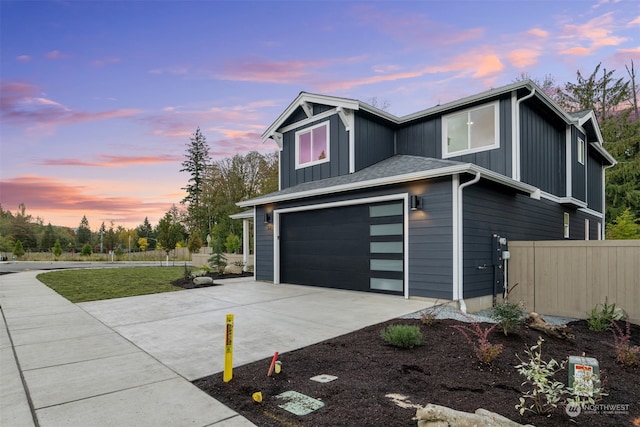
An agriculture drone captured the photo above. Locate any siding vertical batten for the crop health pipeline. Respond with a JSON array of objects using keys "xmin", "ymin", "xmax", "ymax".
[
  {"xmin": 514, "ymin": 87, "xmax": 535, "ymax": 182},
  {"xmin": 566, "ymin": 126, "xmax": 572, "ymax": 198}
]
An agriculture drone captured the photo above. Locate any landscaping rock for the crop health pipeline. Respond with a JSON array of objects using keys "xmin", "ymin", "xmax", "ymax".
[
  {"xmin": 193, "ymin": 276, "xmax": 214, "ymax": 286},
  {"xmin": 416, "ymin": 404, "xmax": 534, "ymax": 427}
]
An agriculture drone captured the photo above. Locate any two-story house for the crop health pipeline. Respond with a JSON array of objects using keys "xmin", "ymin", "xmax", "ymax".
[{"xmin": 236, "ymin": 80, "xmax": 616, "ymax": 312}]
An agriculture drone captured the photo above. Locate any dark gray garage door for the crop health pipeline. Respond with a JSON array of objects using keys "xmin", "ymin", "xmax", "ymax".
[{"xmin": 280, "ymin": 201, "xmax": 404, "ymax": 294}]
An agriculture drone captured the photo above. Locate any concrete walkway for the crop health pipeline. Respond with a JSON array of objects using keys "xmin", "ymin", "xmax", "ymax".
[{"xmin": 1, "ymin": 270, "xmax": 431, "ymax": 426}]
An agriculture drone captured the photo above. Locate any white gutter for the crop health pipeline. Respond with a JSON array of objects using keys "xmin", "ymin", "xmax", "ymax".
[
  {"xmin": 456, "ymin": 171, "xmax": 481, "ymax": 313},
  {"xmin": 514, "ymin": 87, "xmax": 536, "ymax": 181}
]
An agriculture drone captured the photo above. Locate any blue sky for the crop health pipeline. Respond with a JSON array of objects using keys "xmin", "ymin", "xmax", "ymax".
[{"xmin": 1, "ymin": 0, "xmax": 638, "ymax": 229}]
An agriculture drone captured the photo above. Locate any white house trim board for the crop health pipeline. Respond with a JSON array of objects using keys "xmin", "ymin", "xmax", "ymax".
[
  {"xmin": 511, "ymin": 92, "xmax": 518, "ymax": 180},
  {"xmin": 566, "ymin": 126, "xmax": 572, "ymax": 198},
  {"xmin": 272, "ymin": 193, "xmax": 410, "ymax": 298},
  {"xmin": 238, "ymin": 163, "xmax": 540, "ymax": 208},
  {"xmin": 452, "ymin": 175, "xmax": 460, "ymax": 301},
  {"xmin": 278, "ymin": 109, "xmax": 336, "ymax": 135}
]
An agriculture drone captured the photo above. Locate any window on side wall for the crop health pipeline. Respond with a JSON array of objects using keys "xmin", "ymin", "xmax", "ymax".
[
  {"xmin": 442, "ymin": 102, "xmax": 499, "ymax": 158},
  {"xmin": 563, "ymin": 212, "xmax": 570, "ymax": 239},
  {"xmin": 295, "ymin": 121, "xmax": 330, "ymax": 169},
  {"xmin": 578, "ymin": 138, "xmax": 585, "ymax": 164}
]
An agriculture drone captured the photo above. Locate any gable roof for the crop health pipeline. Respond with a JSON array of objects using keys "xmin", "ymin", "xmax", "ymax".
[
  {"xmin": 237, "ymin": 155, "xmax": 539, "ymax": 207},
  {"xmin": 262, "ymin": 80, "xmax": 597, "ymax": 146}
]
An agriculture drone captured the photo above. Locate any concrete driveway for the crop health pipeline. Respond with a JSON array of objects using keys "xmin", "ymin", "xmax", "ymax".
[{"xmin": 78, "ymin": 277, "xmax": 432, "ymax": 381}]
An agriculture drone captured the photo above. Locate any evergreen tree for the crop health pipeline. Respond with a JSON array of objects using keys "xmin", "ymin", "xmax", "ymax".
[
  {"xmin": 52, "ymin": 240, "xmax": 63, "ymax": 259},
  {"xmin": 77, "ymin": 216, "xmax": 92, "ymax": 245},
  {"xmin": 157, "ymin": 211, "xmax": 186, "ymax": 258},
  {"xmin": 606, "ymin": 208, "xmax": 640, "ymax": 240},
  {"xmin": 181, "ymin": 127, "xmax": 211, "ymax": 234},
  {"xmin": 41, "ymin": 223, "xmax": 56, "ymax": 251},
  {"xmin": 13, "ymin": 240, "xmax": 25, "ymax": 258},
  {"xmin": 136, "ymin": 217, "xmax": 155, "ymax": 250}
]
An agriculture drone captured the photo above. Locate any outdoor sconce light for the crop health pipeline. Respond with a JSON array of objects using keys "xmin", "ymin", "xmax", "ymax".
[
  {"xmin": 264, "ymin": 213, "xmax": 271, "ymax": 223},
  {"xmin": 410, "ymin": 195, "xmax": 421, "ymax": 211}
]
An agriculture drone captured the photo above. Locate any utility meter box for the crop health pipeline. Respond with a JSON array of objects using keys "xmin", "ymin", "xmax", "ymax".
[{"xmin": 568, "ymin": 356, "xmax": 600, "ymax": 396}]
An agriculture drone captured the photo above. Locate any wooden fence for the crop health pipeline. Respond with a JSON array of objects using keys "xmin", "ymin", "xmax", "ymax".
[{"xmin": 507, "ymin": 240, "xmax": 640, "ymax": 324}]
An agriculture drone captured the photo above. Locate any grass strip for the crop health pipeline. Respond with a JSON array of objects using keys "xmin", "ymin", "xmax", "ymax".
[{"xmin": 37, "ymin": 267, "xmax": 184, "ymax": 303}]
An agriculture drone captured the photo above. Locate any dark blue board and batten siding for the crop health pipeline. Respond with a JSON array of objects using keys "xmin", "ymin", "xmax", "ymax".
[
  {"xmin": 519, "ymin": 103, "xmax": 566, "ymax": 196},
  {"xmin": 280, "ymin": 114, "xmax": 350, "ymax": 190},
  {"xmin": 354, "ymin": 112, "xmax": 395, "ymax": 171},
  {"xmin": 395, "ymin": 97, "xmax": 512, "ymax": 177},
  {"xmin": 462, "ymin": 181, "xmax": 603, "ymax": 298},
  {"xmin": 587, "ymin": 151, "xmax": 604, "ymax": 213},
  {"xmin": 572, "ymin": 127, "xmax": 587, "ymax": 202},
  {"xmin": 253, "ymin": 179, "xmax": 456, "ymax": 299}
]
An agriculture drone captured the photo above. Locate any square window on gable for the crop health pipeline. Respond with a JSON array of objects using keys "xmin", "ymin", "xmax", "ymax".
[
  {"xmin": 295, "ymin": 121, "xmax": 330, "ymax": 169},
  {"xmin": 442, "ymin": 102, "xmax": 499, "ymax": 158}
]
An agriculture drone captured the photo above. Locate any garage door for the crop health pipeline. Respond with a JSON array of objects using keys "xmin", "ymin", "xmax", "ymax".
[{"xmin": 280, "ymin": 201, "xmax": 404, "ymax": 294}]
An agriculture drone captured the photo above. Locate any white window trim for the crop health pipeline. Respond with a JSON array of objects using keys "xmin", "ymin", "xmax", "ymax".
[
  {"xmin": 578, "ymin": 137, "xmax": 585, "ymax": 165},
  {"xmin": 442, "ymin": 101, "xmax": 500, "ymax": 159},
  {"xmin": 563, "ymin": 212, "xmax": 570, "ymax": 239},
  {"xmin": 294, "ymin": 121, "xmax": 330, "ymax": 169}
]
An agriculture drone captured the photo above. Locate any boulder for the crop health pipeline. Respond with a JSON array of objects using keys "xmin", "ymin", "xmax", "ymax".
[
  {"xmin": 416, "ymin": 404, "xmax": 534, "ymax": 427},
  {"xmin": 193, "ymin": 276, "xmax": 214, "ymax": 286}
]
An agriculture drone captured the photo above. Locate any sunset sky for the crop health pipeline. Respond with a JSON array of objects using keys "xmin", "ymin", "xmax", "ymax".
[{"xmin": 1, "ymin": 1, "xmax": 638, "ymax": 230}]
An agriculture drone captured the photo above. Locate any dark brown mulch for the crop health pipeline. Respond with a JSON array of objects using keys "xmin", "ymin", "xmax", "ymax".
[
  {"xmin": 194, "ymin": 318, "xmax": 640, "ymax": 427},
  {"xmin": 171, "ymin": 271, "xmax": 253, "ymax": 289}
]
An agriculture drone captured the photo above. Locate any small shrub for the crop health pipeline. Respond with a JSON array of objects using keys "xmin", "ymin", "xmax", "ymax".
[
  {"xmin": 490, "ymin": 300, "xmax": 525, "ymax": 336},
  {"xmin": 380, "ymin": 324, "xmax": 423, "ymax": 349},
  {"xmin": 81, "ymin": 243, "xmax": 92, "ymax": 256},
  {"xmin": 610, "ymin": 319, "xmax": 640, "ymax": 367},
  {"xmin": 208, "ymin": 237, "xmax": 227, "ymax": 273},
  {"xmin": 515, "ymin": 337, "xmax": 567, "ymax": 415},
  {"xmin": 450, "ymin": 320, "xmax": 503, "ymax": 363},
  {"xmin": 420, "ymin": 301, "xmax": 448, "ymax": 326},
  {"xmin": 587, "ymin": 297, "xmax": 623, "ymax": 332}
]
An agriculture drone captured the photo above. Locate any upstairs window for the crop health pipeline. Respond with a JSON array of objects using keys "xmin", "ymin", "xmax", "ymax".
[
  {"xmin": 578, "ymin": 138, "xmax": 585, "ymax": 164},
  {"xmin": 442, "ymin": 102, "xmax": 499, "ymax": 158},
  {"xmin": 295, "ymin": 121, "xmax": 329, "ymax": 169}
]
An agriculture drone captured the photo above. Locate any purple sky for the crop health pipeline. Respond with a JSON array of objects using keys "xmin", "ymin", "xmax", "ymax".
[{"xmin": 1, "ymin": 0, "xmax": 638, "ymax": 229}]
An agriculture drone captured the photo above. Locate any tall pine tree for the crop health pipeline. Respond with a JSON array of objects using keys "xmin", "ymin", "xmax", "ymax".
[{"xmin": 180, "ymin": 127, "xmax": 211, "ymax": 237}]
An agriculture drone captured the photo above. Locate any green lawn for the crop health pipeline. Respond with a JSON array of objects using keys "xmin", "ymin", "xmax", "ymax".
[{"xmin": 37, "ymin": 267, "xmax": 185, "ymax": 303}]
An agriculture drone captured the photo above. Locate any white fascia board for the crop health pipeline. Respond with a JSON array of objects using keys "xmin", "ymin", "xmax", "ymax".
[
  {"xmin": 589, "ymin": 142, "xmax": 617, "ymax": 165},
  {"xmin": 237, "ymin": 163, "xmax": 540, "ymax": 207},
  {"xmin": 229, "ymin": 210, "xmax": 254, "ymax": 220},
  {"xmin": 577, "ymin": 110, "xmax": 605, "ymax": 144},
  {"xmin": 578, "ymin": 206, "xmax": 604, "ymax": 219},
  {"xmin": 261, "ymin": 92, "xmax": 360, "ymax": 145},
  {"xmin": 540, "ymin": 192, "xmax": 588, "ymax": 209}
]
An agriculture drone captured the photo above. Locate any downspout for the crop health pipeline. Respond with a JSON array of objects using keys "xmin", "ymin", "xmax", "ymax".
[
  {"xmin": 514, "ymin": 87, "xmax": 536, "ymax": 181},
  {"xmin": 457, "ymin": 171, "xmax": 481, "ymax": 313}
]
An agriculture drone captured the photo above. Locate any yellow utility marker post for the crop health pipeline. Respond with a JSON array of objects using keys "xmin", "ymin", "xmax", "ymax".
[{"xmin": 224, "ymin": 314, "xmax": 234, "ymax": 382}]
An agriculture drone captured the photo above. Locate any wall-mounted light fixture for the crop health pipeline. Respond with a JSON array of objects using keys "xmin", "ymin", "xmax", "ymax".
[
  {"xmin": 410, "ymin": 195, "xmax": 421, "ymax": 211},
  {"xmin": 264, "ymin": 213, "xmax": 272, "ymax": 223}
]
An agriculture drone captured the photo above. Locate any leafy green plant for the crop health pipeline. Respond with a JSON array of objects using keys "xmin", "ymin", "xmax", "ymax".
[
  {"xmin": 515, "ymin": 337, "xmax": 567, "ymax": 415},
  {"xmin": 81, "ymin": 243, "xmax": 92, "ymax": 256},
  {"xmin": 13, "ymin": 240, "xmax": 25, "ymax": 258},
  {"xmin": 52, "ymin": 240, "xmax": 63, "ymax": 259},
  {"xmin": 610, "ymin": 319, "xmax": 640, "ymax": 367},
  {"xmin": 587, "ymin": 297, "xmax": 623, "ymax": 331},
  {"xmin": 490, "ymin": 300, "xmax": 525, "ymax": 336},
  {"xmin": 380, "ymin": 324, "xmax": 423, "ymax": 349},
  {"xmin": 450, "ymin": 320, "xmax": 503, "ymax": 363},
  {"xmin": 208, "ymin": 237, "xmax": 227, "ymax": 273}
]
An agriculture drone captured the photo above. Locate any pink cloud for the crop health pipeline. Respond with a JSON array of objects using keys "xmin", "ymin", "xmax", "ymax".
[
  {"xmin": 216, "ymin": 58, "xmax": 325, "ymax": 84},
  {"xmin": 208, "ymin": 133, "xmax": 278, "ymax": 159},
  {"xmin": 559, "ymin": 12, "xmax": 628, "ymax": 56},
  {"xmin": 0, "ymin": 80, "xmax": 142, "ymax": 130},
  {"xmin": 0, "ymin": 175, "xmax": 175, "ymax": 228},
  {"xmin": 527, "ymin": 28, "xmax": 549, "ymax": 38},
  {"xmin": 91, "ymin": 57, "xmax": 121, "ymax": 67},
  {"xmin": 351, "ymin": 4, "xmax": 484, "ymax": 49},
  {"xmin": 17, "ymin": 55, "xmax": 31, "ymax": 62},
  {"xmin": 322, "ymin": 49, "xmax": 503, "ymax": 92},
  {"xmin": 507, "ymin": 49, "xmax": 542, "ymax": 68},
  {"xmin": 629, "ymin": 17, "xmax": 640, "ymax": 26},
  {"xmin": 608, "ymin": 47, "xmax": 640, "ymax": 66},
  {"xmin": 45, "ymin": 50, "xmax": 70, "ymax": 59},
  {"xmin": 36, "ymin": 154, "xmax": 182, "ymax": 168}
]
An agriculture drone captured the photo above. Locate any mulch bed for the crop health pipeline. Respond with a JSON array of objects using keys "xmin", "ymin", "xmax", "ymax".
[
  {"xmin": 194, "ymin": 318, "xmax": 640, "ymax": 427},
  {"xmin": 171, "ymin": 271, "xmax": 253, "ymax": 289}
]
